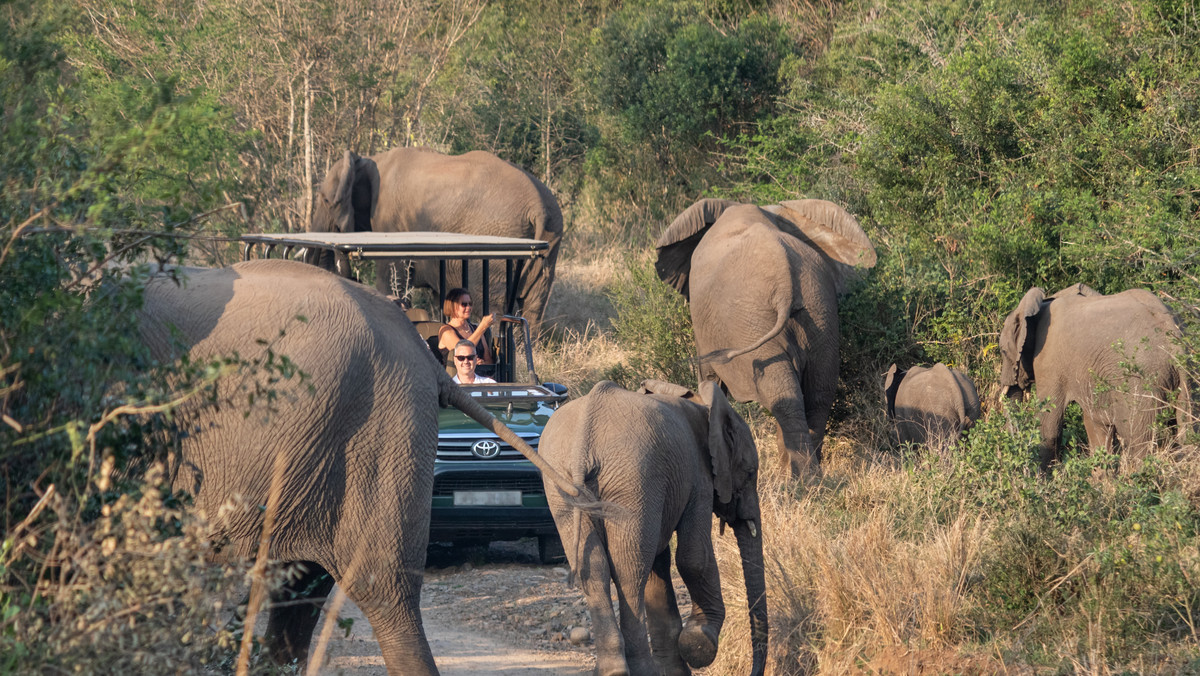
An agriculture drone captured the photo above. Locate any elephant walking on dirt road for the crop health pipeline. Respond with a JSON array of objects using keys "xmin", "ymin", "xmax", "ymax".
[
  {"xmin": 1000, "ymin": 283, "xmax": 1192, "ymax": 471},
  {"xmin": 538, "ymin": 380, "xmax": 768, "ymax": 676},
  {"xmin": 306, "ymin": 147, "xmax": 562, "ymax": 332},
  {"xmin": 137, "ymin": 259, "xmax": 587, "ymax": 675},
  {"xmin": 656, "ymin": 198, "xmax": 877, "ymax": 477}
]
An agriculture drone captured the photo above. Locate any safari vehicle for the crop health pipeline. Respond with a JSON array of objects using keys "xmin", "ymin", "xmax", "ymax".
[{"xmin": 241, "ymin": 231, "xmax": 569, "ymax": 563}]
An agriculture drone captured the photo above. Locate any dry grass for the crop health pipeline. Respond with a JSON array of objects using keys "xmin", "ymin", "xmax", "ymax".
[
  {"xmin": 707, "ymin": 422, "xmax": 993, "ymax": 676},
  {"xmin": 0, "ymin": 464, "xmax": 269, "ymax": 674}
]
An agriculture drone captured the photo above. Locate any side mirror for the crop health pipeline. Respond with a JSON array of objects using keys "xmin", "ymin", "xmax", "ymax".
[{"xmin": 543, "ymin": 382, "xmax": 568, "ymax": 402}]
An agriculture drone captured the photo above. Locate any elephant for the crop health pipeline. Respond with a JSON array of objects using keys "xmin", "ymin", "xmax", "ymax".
[
  {"xmin": 999, "ymin": 283, "xmax": 1191, "ymax": 471},
  {"xmin": 136, "ymin": 259, "xmax": 588, "ymax": 675},
  {"xmin": 656, "ymin": 198, "xmax": 877, "ymax": 477},
  {"xmin": 884, "ymin": 363, "xmax": 981, "ymax": 446},
  {"xmin": 306, "ymin": 146, "xmax": 563, "ymax": 332},
  {"xmin": 538, "ymin": 379, "xmax": 767, "ymax": 676}
]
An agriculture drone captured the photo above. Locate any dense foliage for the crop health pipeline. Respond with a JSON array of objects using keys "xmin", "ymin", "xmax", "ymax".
[{"xmin": 2, "ymin": 0, "xmax": 1198, "ymax": 672}]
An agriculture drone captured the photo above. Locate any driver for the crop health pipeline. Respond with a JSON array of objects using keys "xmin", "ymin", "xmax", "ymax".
[{"xmin": 452, "ymin": 340, "xmax": 496, "ymax": 385}]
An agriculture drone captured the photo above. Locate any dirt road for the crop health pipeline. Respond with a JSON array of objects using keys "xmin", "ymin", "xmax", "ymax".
[{"xmin": 309, "ymin": 540, "xmax": 596, "ymax": 675}]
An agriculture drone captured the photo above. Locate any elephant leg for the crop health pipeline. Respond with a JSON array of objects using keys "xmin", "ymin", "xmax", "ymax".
[
  {"xmin": 1115, "ymin": 404, "xmax": 1157, "ymax": 472},
  {"xmin": 753, "ymin": 357, "xmax": 827, "ymax": 478},
  {"xmin": 265, "ymin": 561, "xmax": 336, "ymax": 668},
  {"xmin": 1038, "ymin": 398, "xmax": 1067, "ymax": 471},
  {"xmin": 673, "ymin": 501, "xmax": 725, "ymax": 669},
  {"xmin": 329, "ymin": 538, "xmax": 438, "ymax": 676},
  {"xmin": 645, "ymin": 547, "xmax": 688, "ymax": 676},
  {"xmin": 575, "ymin": 518, "xmax": 629, "ymax": 676},
  {"xmin": 1083, "ymin": 414, "xmax": 1116, "ymax": 454},
  {"xmin": 345, "ymin": 585, "xmax": 438, "ymax": 676},
  {"xmin": 606, "ymin": 530, "xmax": 655, "ymax": 675}
]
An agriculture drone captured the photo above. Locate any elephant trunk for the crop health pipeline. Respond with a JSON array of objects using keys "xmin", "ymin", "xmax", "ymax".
[
  {"xmin": 733, "ymin": 518, "xmax": 769, "ymax": 676},
  {"xmin": 1004, "ymin": 385, "xmax": 1026, "ymax": 401},
  {"xmin": 517, "ymin": 210, "xmax": 562, "ymax": 335},
  {"xmin": 439, "ymin": 378, "xmax": 602, "ymax": 511}
]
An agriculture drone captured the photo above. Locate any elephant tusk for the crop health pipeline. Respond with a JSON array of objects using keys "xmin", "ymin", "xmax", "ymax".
[{"xmin": 749, "ymin": 520, "xmax": 759, "ymax": 538}]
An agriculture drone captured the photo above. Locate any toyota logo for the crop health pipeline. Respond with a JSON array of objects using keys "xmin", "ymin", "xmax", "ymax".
[{"xmin": 471, "ymin": 440, "xmax": 502, "ymax": 459}]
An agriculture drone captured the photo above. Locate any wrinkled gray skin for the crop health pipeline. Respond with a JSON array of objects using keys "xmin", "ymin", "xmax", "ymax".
[
  {"xmin": 656, "ymin": 198, "xmax": 877, "ymax": 477},
  {"xmin": 884, "ymin": 363, "xmax": 981, "ymax": 446},
  {"xmin": 1000, "ymin": 283, "xmax": 1190, "ymax": 471},
  {"xmin": 539, "ymin": 380, "xmax": 767, "ymax": 676},
  {"xmin": 306, "ymin": 147, "xmax": 563, "ymax": 332},
  {"xmin": 137, "ymin": 259, "xmax": 586, "ymax": 675}
]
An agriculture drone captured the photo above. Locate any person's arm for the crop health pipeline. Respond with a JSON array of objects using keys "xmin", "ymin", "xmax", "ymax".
[
  {"xmin": 464, "ymin": 314, "xmax": 499, "ymax": 363},
  {"xmin": 437, "ymin": 325, "xmax": 458, "ymax": 353}
]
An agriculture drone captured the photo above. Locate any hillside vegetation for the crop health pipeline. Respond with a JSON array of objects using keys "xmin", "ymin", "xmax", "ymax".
[{"xmin": 2, "ymin": 0, "xmax": 1199, "ymax": 673}]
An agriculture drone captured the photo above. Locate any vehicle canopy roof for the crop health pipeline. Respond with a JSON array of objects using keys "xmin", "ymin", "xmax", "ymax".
[{"xmin": 240, "ymin": 231, "xmax": 549, "ymax": 261}]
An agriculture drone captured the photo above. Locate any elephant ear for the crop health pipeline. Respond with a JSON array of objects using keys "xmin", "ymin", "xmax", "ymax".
[
  {"xmin": 638, "ymin": 379, "xmax": 698, "ymax": 400},
  {"xmin": 698, "ymin": 381, "xmax": 757, "ymax": 506},
  {"xmin": 766, "ymin": 199, "xmax": 877, "ymax": 296},
  {"xmin": 655, "ymin": 198, "xmax": 743, "ymax": 300},
  {"xmin": 884, "ymin": 363, "xmax": 905, "ymax": 420},
  {"xmin": 319, "ymin": 150, "xmax": 359, "ymax": 227},
  {"xmin": 1000, "ymin": 287, "xmax": 1046, "ymax": 387}
]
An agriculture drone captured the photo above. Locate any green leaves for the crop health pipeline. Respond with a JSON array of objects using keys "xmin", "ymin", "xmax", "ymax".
[{"xmin": 588, "ymin": 3, "xmax": 788, "ymax": 155}]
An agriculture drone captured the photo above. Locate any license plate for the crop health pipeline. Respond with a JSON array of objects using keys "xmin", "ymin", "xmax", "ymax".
[{"xmin": 453, "ymin": 491, "xmax": 522, "ymax": 506}]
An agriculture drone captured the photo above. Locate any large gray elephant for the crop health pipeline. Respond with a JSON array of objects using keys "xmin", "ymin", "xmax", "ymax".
[
  {"xmin": 656, "ymin": 198, "xmax": 877, "ymax": 477},
  {"xmin": 538, "ymin": 380, "xmax": 767, "ymax": 676},
  {"xmin": 884, "ymin": 363, "xmax": 981, "ymax": 447},
  {"xmin": 306, "ymin": 147, "xmax": 563, "ymax": 331},
  {"xmin": 137, "ymin": 259, "xmax": 587, "ymax": 675},
  {"xmin": 1000, "ymin": 283, "xmax": 1190, "ymax": 471}
]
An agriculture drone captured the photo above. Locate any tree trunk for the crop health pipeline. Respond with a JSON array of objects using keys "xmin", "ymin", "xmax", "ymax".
[{"xmin": 302, "ymin": 62, "xmax": 314, "ymax": 233}]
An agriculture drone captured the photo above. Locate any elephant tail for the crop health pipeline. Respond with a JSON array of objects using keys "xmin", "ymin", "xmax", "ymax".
[
  {"xmin": 438, "ymin": 377, "xmax": 606, "ymax": 513},
  {"xmin": 706, "ymin": 295, "xmax": 794, "ymax": 366}
]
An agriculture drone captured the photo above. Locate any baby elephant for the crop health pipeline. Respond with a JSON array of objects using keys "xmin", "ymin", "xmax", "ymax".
[
  {"xmin": 884, "ymin": 363, "xmax": 981, "ymax": 446},
  {"xmin": 539, "ymin": 380, "xmax": 768, "ymax": 676}
]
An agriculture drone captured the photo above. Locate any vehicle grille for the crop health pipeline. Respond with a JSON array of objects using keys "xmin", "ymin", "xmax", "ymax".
[
  {"xmin": 436, "ymin": 435, "xmax": 539, "ymax": 461},
  {"xmin": 432, "ymin": 475, "xmax": 546, "ymax": 497}
]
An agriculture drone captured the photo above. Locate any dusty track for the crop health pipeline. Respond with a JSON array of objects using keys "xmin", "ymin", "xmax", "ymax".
[{"xmin": 308, "ymin": 540, "xmax": 595, "ymax": 675}]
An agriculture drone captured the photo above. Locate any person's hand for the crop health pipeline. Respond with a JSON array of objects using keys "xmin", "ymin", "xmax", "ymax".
[{"xmin": 480, "ymin": 312, "xmax": 500, "ymax": 330}]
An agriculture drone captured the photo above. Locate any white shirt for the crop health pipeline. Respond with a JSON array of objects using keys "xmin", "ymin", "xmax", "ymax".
[{"xmin": 453, "ymin": 374, "xmax": 496, "ymax": 384}]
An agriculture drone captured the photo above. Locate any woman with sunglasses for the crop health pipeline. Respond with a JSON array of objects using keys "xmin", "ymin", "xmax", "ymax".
[
  {"xmin": 451, "ymin": 340, "xmax": 496, "ymax": 384},
  {"xmin": 437, "ymin": 287, "xmax": 498, "ymax": 365}
]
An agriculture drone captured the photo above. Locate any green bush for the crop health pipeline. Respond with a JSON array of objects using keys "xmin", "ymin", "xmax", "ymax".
[
  {"xmin": 906, "ymin": 398, "xmax": 1200, "ymax": 663},
  {"xmin": 604, "ymin": 255, "xmax": 697, "ymax": 389}
]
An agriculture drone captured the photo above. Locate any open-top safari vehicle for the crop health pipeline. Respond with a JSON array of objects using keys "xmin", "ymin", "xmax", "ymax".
[{"xmin": 240, "ymin": 230, "xmax": 568, "ymax": 562}]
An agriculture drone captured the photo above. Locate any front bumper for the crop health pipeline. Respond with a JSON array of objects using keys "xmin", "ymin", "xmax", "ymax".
[{"xmin": 428, "ymin": 462, "xmax": 557, "ymax": 543}]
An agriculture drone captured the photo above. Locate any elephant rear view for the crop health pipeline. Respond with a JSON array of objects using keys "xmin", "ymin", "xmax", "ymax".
[
  {"xmin": 656, "ymin": 198, "xmax": 877, "ymax": 477},
  {"xmin": 308, "ymin": 147, "xmax": 563, "ymax": 331},
  {"xmin": 538, "ymin": 380, "xmax": 768, "ymax": 676},
  {"xmin": 1000, "ymin": 283, "xmax": 1190, "ymax": 471},
  {"xmin": 136, "ymin": 259, "xmax": 586, "ymax": 675},
  {"xmin": 884, "ymin": 363, "xmax": 981, "ymax": 447}
]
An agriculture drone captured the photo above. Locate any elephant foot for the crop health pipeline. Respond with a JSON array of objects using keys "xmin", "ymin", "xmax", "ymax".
[
  {"xmin": 655, "ymin": 658, "xmax": 690, "ymax": 676},
  {"xmin": 594, "ymin": 653, "xmax": 629, "ymax": 676},
  {"xmin": 784, "ymin": 450, "xmax": 821, "ymax": 481},
  {"xmin": 678, "ymin": 624, "xmax": 719, "ymax": 668}
]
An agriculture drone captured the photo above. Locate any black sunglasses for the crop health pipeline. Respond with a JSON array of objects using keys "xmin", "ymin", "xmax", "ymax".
[
  {"xmin": 459, "ymin": 300, "xmax": 473, "ymax": 307},
  {"xmin": 455, "ymin": 354, "xmax": 477, "ymax": 361}
]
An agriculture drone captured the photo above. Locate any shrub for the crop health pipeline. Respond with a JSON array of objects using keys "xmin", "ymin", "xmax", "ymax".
[
  {"xmin": 906, "ymin": 398, "xmax": 1200, "ymax": 665},
  {"xmin": 604, "ymin": 255, "xmax": 697, "ymax": 389}
]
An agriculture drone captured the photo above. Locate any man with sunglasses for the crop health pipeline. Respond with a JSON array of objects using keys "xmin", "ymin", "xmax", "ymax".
[{"xmin": 451, "ymin": 339, "xmax": 496, "ymax": 385}]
